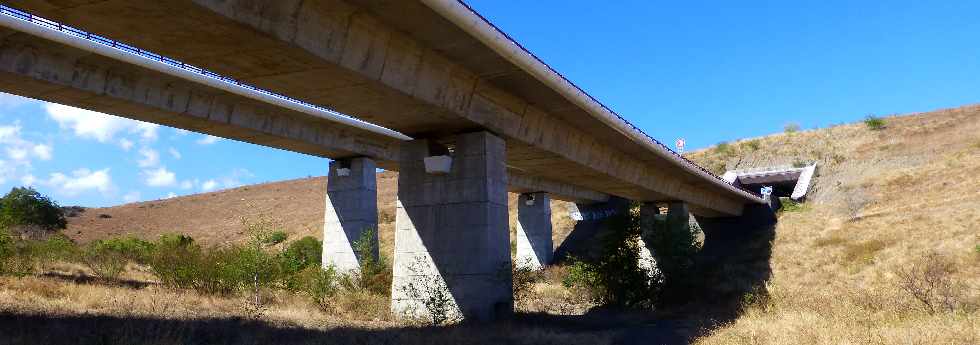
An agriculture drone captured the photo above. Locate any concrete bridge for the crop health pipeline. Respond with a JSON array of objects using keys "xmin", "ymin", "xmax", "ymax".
[{"xmin": 0, "ymin": 1, "xmax": 766, "ymax": 321}]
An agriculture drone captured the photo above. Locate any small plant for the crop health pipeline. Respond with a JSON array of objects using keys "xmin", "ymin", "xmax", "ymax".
[
  {"xmin": 896, "ymin": 253, "xmax": 967, "ymax": 314},
  {"xmin": 780, "ymin": 198, "xmax": 806, "ymax": 212},
  {"xmin": 784, "ymin": 123, "xmax": 800, "ymax": 133},
  {"xmin": 261, "ymin": 231, "xmax": 288, "ymax": 246},
  {"xmin": 400, "ymin": 259, "xmax": 460, "ymax": 325},
  {"xmin": 742, "ymin": 140, "xmax": 761, "ymax": 151},
  {"xmin": 864, "ymin": 115, "xmax": 886, "ymax": 130},
  {"xmin": 715, "ymin": 142, "xmax": 732, "ymax": 155},
  {"xmin": 302, "ymin": 265, "xmax": 339, "ymax": 310}
]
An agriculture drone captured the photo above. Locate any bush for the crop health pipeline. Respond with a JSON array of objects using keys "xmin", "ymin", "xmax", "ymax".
[
  {"xmin": 345, "ymin": 229, "xmax": 390, "ymax": 296},
  {"xmin": 280, "ymin": 236, "xmax": 321, "ymax": 274},
  {"xmin": 645, "ymin": 213, "xmax": 702, "ymax": 304},
  {"xmin": 896, "ymin": 253, "xmax": 970, "ymax": 314},
  {"xmin": 81, "ymin": 243, "xmax": 127, "ymax": 281},
  {"xmin": 91, "ymin": 236, "xmax": 154, "ymax": 264},
  {"xmin": 193, "ymin": 245, "xmax": 281, "ymax": 295},
  {"xmin": 784, "ymin": 123, "xmax": 800, "ymax": 133},
  {"xmin": 561, "ymin": 258, "xmax": 603, "ymax": 303},
  {"xmin": 0, "ymin": 187, "xmax": 67, "ymax": 232},
  {"xmin": 147, "ymin": 234, "xmax": 203, "ymax": 289},
  {"xmin": 864, "ymin": 115, "xmax": 886, "ymax": 130},
  {"xmin": 261, "ymin": 231, "xmax": 288, "ymax": 246},
  {"xmin": 300, "ymin": 265, "xmax": 339, "ymax": 310}
]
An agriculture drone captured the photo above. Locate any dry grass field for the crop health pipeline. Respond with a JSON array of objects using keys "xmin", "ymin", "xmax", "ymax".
[
  {"xmin": 0, "ymin": 105, "xmax": 977, "ymax": 344},
  {"xmin": 687, "ymin": 106, "xmax": 980, "ymax": 344}
]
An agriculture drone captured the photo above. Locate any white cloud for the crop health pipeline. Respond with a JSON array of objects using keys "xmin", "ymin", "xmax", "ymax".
[
  {"xmin": 32, "ymin": 144, "xmax": 52, "ymax": 161},
  {"xmin": 165, "ymin": 192, "xmax": 177, "ymax": 199},
  {"xmin": 143, "ymin": 167, "xmax": 177, "ymax": 187},
  {"xmin": 119, "ymin": 138, "xmax": 134, "ymax": 151},
  {"xmin": 20, "ymin": 174, "xmax": 35, "ymax": 186},
  {"xmin": 196, "ymin": 135, "xmax": 220, "ymax": 145},
  {"xmin": 45, "ymin": 168, "xmax": 113, "ymax": 196},
  {"xmin": 6, "ymin": 147, "xmax": 27, "ymax": 161},
  {"xmin": 45, "ymin": 103, "xmax": 159, "ymax": 143},
  {"xmin": 173, "ymin": 128, "xmax": 190, "ymax": 136},
  {"xmin": 123, "ymin": 191, "xmax": 141, "ymax": 203},
  {"xmin": 201, "ymin": 179, "xmax": 218, "ymax": 192},
  {"xmin": 137, "ymin": 148, "xmax": 160, "ymax": 168},
  {"xmin": 168, "ymin": 147, "xmax": 181, "ymax": 160},
  {"xmin": 179, "ymin": 180, "xmax": 194, "ymax": 190}
]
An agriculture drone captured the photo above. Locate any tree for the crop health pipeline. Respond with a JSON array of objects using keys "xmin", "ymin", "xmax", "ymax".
[{"xmin": 0, "ymin": 187, "xmax": 67, "ymax": 232}]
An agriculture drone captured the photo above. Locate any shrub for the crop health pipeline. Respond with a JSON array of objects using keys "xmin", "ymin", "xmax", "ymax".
[
  {"xmin": 561, "ymin": 258, "xmax": 603, "ymax": 303},
  {"xmin": 896, "ymin": 253, "xmax": 970, "ymax": 314},
  {"xmin": 864, "ymin": 115, "xmax": 886, "ymax": 130},
  {"xmin": 347, "ymin": 229, "xmax": 390, "ymax": 296},
  {"xmin": 80, "ymin": 243, "xmax": 127, "ymax": 281},
  {"xmin": 261, "ymin": 231, "xmax": 288, "ymax": 246},
  {"xmin": 645, "ymin": 213, "xmax": 701, "ymax": 304},
  {"xmin": 147, "ymin": 234, "xmax": 203, "ymax": 289},
  {"xmin": 784, "ymin": 123, "xmax": 800, "ymax": 133},
  {"xmin": 0, "ymin": 187, "xmax": 67, "ymax": 233},
  {"xmin": 300, "ymin": 265, "xmax": 339, "ymax": 310},
  {"xmin": 715, "ymin": 142, "xmax": 732, "ymax": 156},
  {"xmin": 742, "ymin": 140, "xmax": 761, "ymax": 151},
  {"xmin": 91, "ymin": 236, "xmax": 154, "ymax": 263},
  {"xmin": 194, "ymin": 244, "xmax": 281, "ymax": 296},
  {"xmin": 780, "ymin": 198, "xmax": 805, "ymax": 212},
  {"xmin": 279, "ymin": 236, "xmax": 321, "ymax": 275},
  {"xmin": 31, "ymin": 234, "xmax": 78, "ymax": 264}
]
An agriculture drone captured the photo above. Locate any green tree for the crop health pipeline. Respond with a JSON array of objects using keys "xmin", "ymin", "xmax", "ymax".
[{"xmin": 0, "ymin": 187, "xmax": 67, "ymax": 232}]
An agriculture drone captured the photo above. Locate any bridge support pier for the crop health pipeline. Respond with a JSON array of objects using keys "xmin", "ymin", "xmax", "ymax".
[
  {"xmin": 391, "ymin": 131, "xmax": 512, "ymax": 321},
  {"xmin": 515, "ymin": 192, "xmax": 552, "ymax": 270},
  {"xmin": 322, "ymin": 157, "xmax": 378, "ymax": 274}
]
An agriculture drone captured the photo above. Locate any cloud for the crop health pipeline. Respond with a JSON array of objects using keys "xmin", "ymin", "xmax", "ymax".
[
  {"xmin": 165, "ymin": 192, "xmax": 178, "ymax": 199},
  {"xmin": 123, "ymin": 191, "xmax": 141, "ymax": 203},
  {"xmin": 143, "ymin": 167, "xmax": 177, "ymax": 187},
  {"xmin": 201, "ymin": 179, "xmax": 218, "ymax": 192},
  {"xmin": 173, "ymin": 128, "xmax": 190, "ymax": 136},
  {"xmin": 32, "ymin": 144, "xmax": 52, "ymax": 161},
  {"xmin": 20, "ymin": 174, "xmax": 35, "ymax": 186},
  {"xmin": 168, "ymin": 147, "xmax": 181, "ymax": 160},
  {"xmin": 179, "ymin": 180, "xmax": 194, "ymax": 190},
  {"xmin": 45, "ymin": 103, "xmax": 159, "ymax": 143},
  {"xmin": 196, "ymin": 135, "xmax": 220, "ymax": 145},
  {"xmin": 45, "ymin": 168, "xmax": 113, "ymax": 196},
  {"xmin": 138, "ymin": 148, "xmax": 160, "ymax": 168},
  {"xmin": 119, "ymin": 138, "xmax": 134, "ymax": 151}
]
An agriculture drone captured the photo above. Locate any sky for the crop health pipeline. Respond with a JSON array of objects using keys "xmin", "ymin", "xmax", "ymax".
[{"xmin": 1, "ymin": 1, "xmax": 979, "ymax": 207}]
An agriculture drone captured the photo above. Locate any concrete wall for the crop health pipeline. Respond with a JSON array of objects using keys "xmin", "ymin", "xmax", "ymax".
[{"xmin": 391, "ymin": 131, "xmax": 511, "ymax": 321}]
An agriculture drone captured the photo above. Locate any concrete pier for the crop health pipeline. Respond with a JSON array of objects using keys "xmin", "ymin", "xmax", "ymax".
[
  {"xmin": 391, "ymin": 131, "xmax": 512, "ymax": 321},
  {"xmin": 322, "ymin": 157, "xmax": 378, "ymax": 273},
  {"xmin": 515, "ymin": 192, "xmax": 553, "ymax": 270}
]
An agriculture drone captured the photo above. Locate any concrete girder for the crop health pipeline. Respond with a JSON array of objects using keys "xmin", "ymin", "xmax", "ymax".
[{"xmin": 6, "ymin": 0, "xmax": 751, "ymax": 216}]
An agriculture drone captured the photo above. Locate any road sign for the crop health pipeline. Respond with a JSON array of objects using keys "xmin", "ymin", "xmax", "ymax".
[{"xmin": 676, "ymin": 138, "xmax": 686, "ymax": 153}]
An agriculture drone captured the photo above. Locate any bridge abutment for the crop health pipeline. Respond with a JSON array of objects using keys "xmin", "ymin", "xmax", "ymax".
[
  {"xmin": 322, "ymin": 157, "xmax": 378, "ymax": 273},
  {"xmin": 391, "ymin": 131, "xmax": 512, "ymax": 322},
  {"xmin": 515, "ymin": 192, "xmax": 552, "ymax": 270}
]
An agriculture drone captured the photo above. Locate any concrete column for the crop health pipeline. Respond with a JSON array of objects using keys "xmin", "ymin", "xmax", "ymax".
[
  {"xmin": 637, "ymin": 202, "xmax": 662, "ymax": 278},
  {"xmin": 667, "ymin": 201, "xmax": 690, "ymax": 226},
  {"xmin": 515, "ymin": 192, "xmax": 552, "ymax": 270},
  {"xmin": 322, "ymin": 157, "xmax": 378, "ymax": 273},
  {"xmin": 391, "ymin": 131, "xmax": 511, "ymax": 322}
]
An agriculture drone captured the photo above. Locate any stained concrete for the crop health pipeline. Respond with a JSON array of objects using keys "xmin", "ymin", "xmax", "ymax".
[
  {"xmin": 515, "ymin": 192, "xmax": 552, "ymax": 270},
  {"xmin": 322, "ymin": 157, "xmax": 378, "ymax": 273},
  {"xmin": 391, "ymin": 131, "xmax": 511, "ymax": 321}
]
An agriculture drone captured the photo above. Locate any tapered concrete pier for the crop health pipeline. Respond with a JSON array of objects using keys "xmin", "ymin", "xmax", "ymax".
[
  {"xmin": 515, "ymin": 192, "xmax": 553, "ymax": 270},
  {"xmin": 322, "ymin": 157, "xmax": 378, "ymax": 273},
  {"xmin": 391, "ymin": 131, "xmax": 512, "ymax": 321}
]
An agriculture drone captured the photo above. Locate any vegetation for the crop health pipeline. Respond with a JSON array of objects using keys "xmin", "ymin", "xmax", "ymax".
[
  {"xmin": 0, "ymin": 187, "xmax": 67, "ymax": 235},
  {"xmin": 864, "ymin": 114, "xmax": 886, "ymax": 130},
  {"xmin": 784, "ymin": 122, "xmax": 800, "ymax": 133}
]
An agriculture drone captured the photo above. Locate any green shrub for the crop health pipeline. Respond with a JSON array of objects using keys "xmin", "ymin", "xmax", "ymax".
[
  {"xmin": 864, "ymin": 115, "xmax": 886, "ymax": 130},
  {"xmin": 351, "ymin": 229, "xmax": 390, "ymax": 296},
  {"xmin": 261, "ymin": 231, "xmax": 288, "ymax": 246},
  {"xmin": 147, "ymin": 234, "xmax": 203, "ymax": 289},
  {"xmin": 645, "ymin": 213, "xmax": 702, "ymax": 304},
  {"xmin": 300, "ymin": 265, "xmax": 339, "ymax": 309},
  {"xmin": 91, "ymin": 236, "xmax": 153, "ymax": 263},
  {"xmin": 31, "ymin": 234, "xmax": 78, "ymax": 264},
  {"xmin": 280, "ymin": 236, "xmax": 321, "ymax": 273},
  {"xmin": 715, "ymin": 142, "xmax": 732, "ymax": 156},
  {"xmin": 780, "ymin": 198, "xmax": 806, "ymax": 212},
  {"xmin": 0, "ymin": 187, "xmax": 67, "ymax": 233},
  {"xmin": 81, "ymin": 243, "xmax": 127, "ymax": 281},
  {"xmin": 561, "ymin": 258, "xmax": 603, "ymax": 302},
  {"xmin": 784, "ymin": 123, "xmax": 800, "ymax": 133},
  {"xmin": 742, "ymin": 140, "xmax": 761, "ymax": 151}
]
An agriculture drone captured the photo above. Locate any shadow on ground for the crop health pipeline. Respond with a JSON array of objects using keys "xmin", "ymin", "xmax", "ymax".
[{"xmin": 0, "ymin": 205, "xmax": 774, "ymax": 345}]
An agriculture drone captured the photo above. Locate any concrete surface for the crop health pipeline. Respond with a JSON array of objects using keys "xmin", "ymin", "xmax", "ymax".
[
  {"xmin": 515, "ymin": 192, "xmax": 552, "ymax": 270},
  {"xmin": 322, "ymin": 157, "xmax": 378, "ymax": 273},
  {"xmin": 391, "ymin": 131, "xmax": 512, "ymax": 321}
]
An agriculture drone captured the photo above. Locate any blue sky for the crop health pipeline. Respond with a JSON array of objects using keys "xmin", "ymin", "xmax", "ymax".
[{"xmin": 1, "ymin": 1, "xmax": 978, "ymax": 207}]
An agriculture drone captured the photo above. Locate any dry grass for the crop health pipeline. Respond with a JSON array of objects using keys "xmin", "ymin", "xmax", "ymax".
[{"xmin": 687, "ymin": 105, "xmax": 980, "ymax": 344}]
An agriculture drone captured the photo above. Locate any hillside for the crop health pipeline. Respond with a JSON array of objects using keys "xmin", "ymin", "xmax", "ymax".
[{"xmin": 687, "ymin": 105, "xmax": 980, "ymax": 344}]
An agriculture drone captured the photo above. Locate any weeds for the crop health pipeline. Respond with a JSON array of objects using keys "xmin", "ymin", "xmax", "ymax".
[
  {"xmin": 864, "ymin": 115, "xmax": 886, "ymax": 130},
  {"xmin": 896, "ymin": 253, "xmax": 971, "ymax": 314}
]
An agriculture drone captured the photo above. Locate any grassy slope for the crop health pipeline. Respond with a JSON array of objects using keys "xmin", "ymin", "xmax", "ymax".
[{"xmin": 687, "ymin": 105, "xmax": 980, "ymax": 344}]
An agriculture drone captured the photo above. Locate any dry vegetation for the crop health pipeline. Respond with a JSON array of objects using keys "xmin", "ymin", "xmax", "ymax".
[
  {"xmin": 1, "ymin": 105, "xmax": 978, "ymax": 344},
  {"xmin": 688, "ymin": 105, "xmax": 980, "ymax": 344}
]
